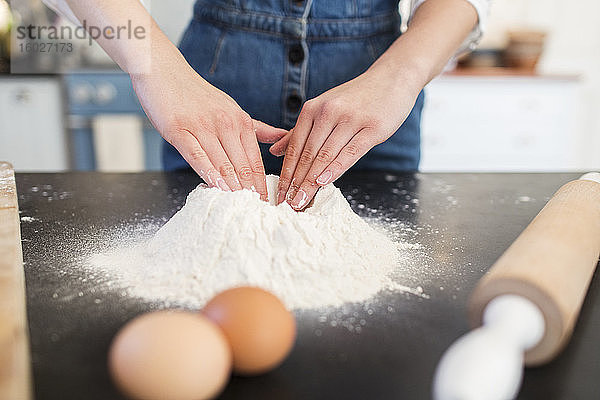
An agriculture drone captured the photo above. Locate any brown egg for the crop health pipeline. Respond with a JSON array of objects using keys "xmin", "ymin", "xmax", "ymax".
[
  {"xmin": 202, "ymin": 287, "xmax": 296, "ymax": 375},
  {"xmin": 108, "ymin": 311, "xmax": 231, "ymax": 400}
]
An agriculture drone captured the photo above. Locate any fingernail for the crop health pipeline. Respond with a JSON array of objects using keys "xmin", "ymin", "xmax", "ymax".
[
  {"xmin": 285, "ymin": 179, "xmax": 297, "ymax": 202},
  {"xmin": 270, "ymin": 146, "xmax": 284, "ymax": 157},
  {"xmin": 291, "ymin": 189, "xmax": 308, "ymax": 210},
  {"xmin": 316, "ymin": 170, "xmax": 332, "ymax": 185},
  {"xmin": 216, "ymin": 178, "xmax": 231, "ymax": 192},
  {"xmin": 286, "ymin": 189, "xmax": 296, "ymax": 203},
  {"xmin": 205, "ymin": 171, "xmax": 214, "ymax": 186}
]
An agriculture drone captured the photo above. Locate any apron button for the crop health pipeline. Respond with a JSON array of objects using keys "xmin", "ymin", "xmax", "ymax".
[
  {"xmin": 286, "ymin": 93, "xmax": 303, "ymax": 113},
  {"xmin": 288, "ymin": 44, "xmax": 305, "ymax": 64},
  {"xmin": 292, "ymin": 0, "xmax": 304, "ymax": 6}
]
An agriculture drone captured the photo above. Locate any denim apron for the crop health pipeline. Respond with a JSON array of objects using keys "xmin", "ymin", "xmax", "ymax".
[{"xmin": 163, "ymin": 0, "xmax": 425, "ymax": 174}]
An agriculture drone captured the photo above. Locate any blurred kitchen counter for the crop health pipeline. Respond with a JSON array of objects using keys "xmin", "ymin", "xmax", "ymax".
[
  {"xmin": 421, "ymin": 70, "xmax": 587, "ymax": 172},
  {"xmin": 0, "ymin": 67, "xmax": 592, "ymax": 173},
  {"xmin": 445, "ymin": 66, "xmax": 580, "ymax": 80}
]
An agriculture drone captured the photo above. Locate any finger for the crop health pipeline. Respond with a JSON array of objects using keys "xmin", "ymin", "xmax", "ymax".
[
  {"xmin": 286, "ymin": 119, "xmax": 346, "ymax": 206},
  {"xmin": 253, "ymin": 119, "xmax": 289, "ymax": 144},
  {"xmin": 277, "ymin": 108, "xmax": 314, "ymax": 205},
  {"xmin": 289, "ymin": 125, "xmax": 357, "ymax": 210},
  {"xmin": 219, "ymin": 130, "xmax": 255, "ymax": 192},
  {"xmin": 269, "ymin": 130, "xmax": 292, "ymax": 157},
  {"xmin": 241, "ymin": 124, "xmax": 268, "ymax": 201},
  {"xmin": 168, "ymin": 129, "xmax": 230, "ymax": 191},
  {"xmin": 201, "ymin": 133, "xmax": 243, "ymax": 191},
  {"xmin": 316, "ymin": 130, "xmax": 374, "ymax": 186}
]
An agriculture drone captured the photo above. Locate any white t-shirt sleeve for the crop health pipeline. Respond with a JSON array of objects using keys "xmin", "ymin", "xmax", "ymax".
[
  {"xmin": 410, "ymin": 0, "xmax": 492, "ymax": 54},
  {"xmin": 41, "ymin": 0, "xmax": 81, "ymax": 26}
]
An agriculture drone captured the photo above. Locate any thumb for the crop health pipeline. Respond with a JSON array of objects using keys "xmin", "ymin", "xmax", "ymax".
[
  {"xmin": 269, "ymin": 131, "xmax": 292, "ymax": 157},
  {"xmin": 253, "ymin": 119, "xmax": 288, "ymax": 144}
]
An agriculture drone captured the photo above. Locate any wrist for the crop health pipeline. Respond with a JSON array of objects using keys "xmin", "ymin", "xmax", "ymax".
[
  {"xmin": 129, "ymin": 36, "xmax": 189, "ymax": 83},
  {"xmin": 367, "ymin": 54, "xmax": 429, "ymax": 98}
]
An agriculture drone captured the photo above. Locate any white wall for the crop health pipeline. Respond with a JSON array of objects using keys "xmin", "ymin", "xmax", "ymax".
[
  {"xmin": 150, "ymin": 0, "xmax": 195, "ymax": 44},
  {"xmin": 480, "ymin": 0, "xmax": 600, "ymax": 169}
]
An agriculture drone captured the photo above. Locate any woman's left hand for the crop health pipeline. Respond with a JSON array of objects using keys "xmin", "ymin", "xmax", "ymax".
[{"xmin": 270, "ymin": 63, "xmax": 423, "ymax": 210}]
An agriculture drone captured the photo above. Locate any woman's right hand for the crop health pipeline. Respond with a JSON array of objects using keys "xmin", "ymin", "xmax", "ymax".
[{"xmin": 130, "ymin": 52, "xmax": 287, "ymax": 201}]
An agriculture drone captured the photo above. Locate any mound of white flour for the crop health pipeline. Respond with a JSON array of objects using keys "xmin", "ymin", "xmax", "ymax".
[{"xmin": 91, "ymin": 176, "xmax": 410, "ymax": 310}]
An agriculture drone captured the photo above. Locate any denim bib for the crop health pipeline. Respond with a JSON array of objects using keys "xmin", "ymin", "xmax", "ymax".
[{"xmin": 164, "ymin": 0, "xmax": 424, "ymax": 173}]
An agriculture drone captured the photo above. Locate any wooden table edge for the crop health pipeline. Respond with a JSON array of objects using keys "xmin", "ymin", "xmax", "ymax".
[{"xmin": 0, "ymin": 162, "xmax": 33, "ymax": 400}]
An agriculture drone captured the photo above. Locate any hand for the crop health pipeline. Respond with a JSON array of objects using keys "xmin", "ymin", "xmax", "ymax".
[
  {"xmin": 130, "ymin": 54, "xmax": 287, "ymax": 201},
  {"xmin": 271, "ymin": 64, "xmax": 423, "ymax": 210}
]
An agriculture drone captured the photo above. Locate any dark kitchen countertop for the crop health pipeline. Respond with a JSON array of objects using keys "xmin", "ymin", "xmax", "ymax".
[{"xmin": 16, "ymin": 171, "xmax": 600, "ymax": 400}]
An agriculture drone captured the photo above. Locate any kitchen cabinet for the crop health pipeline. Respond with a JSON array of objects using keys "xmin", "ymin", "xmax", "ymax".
[
  {"xmin": 61, "ymin": 72, "xmax": 585, "ymax": 173},
  {"xmin": 420, "ymin": 75, "xmax": 583, "ymax": 171},
  {"xmin": 0, "ymin": 76, "xmax": 68, "ymax": 171}
]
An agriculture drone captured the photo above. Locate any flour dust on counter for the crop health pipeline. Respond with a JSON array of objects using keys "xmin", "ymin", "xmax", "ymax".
[{"xmin": 88, "ymin": 176, "xmax": 427, "ymax": 311}]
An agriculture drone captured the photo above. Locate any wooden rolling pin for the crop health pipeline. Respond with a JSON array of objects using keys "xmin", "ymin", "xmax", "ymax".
[
  {"xmin": 469, "ymin": 173, "xmax": 600, "ymax": 366},
  {"xmin": 434, "ymin": 173, "xmax": 600, "ymax": 400},
  {"xmin": 0, "ymin": 162, "xmax": 33, "ymax": 399}
]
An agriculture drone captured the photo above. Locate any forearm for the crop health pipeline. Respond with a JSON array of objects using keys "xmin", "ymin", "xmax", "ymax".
[
  {"xmin": 43, "ymin": 1, "xmax": 281, "ymax": 197},
  {"xmin": 62, "ymin": 0, "xmax": 184, "ymax": 75},
  {"xmin": 370, "ymin": 0, "xmax": 478, "ymax": 93}
]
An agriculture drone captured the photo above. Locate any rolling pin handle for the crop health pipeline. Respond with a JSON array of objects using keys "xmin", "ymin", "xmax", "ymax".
[
  {"xmin": 483, "ymin": 295, "xmax": 545, "ymax": 351},
  {"xmin": 433, "ymin": 295, "xmax": 544, "ymax": 400},
  {"xmin": 579, "ymin": 172, "xmax": 600, "ymax": 184}
]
